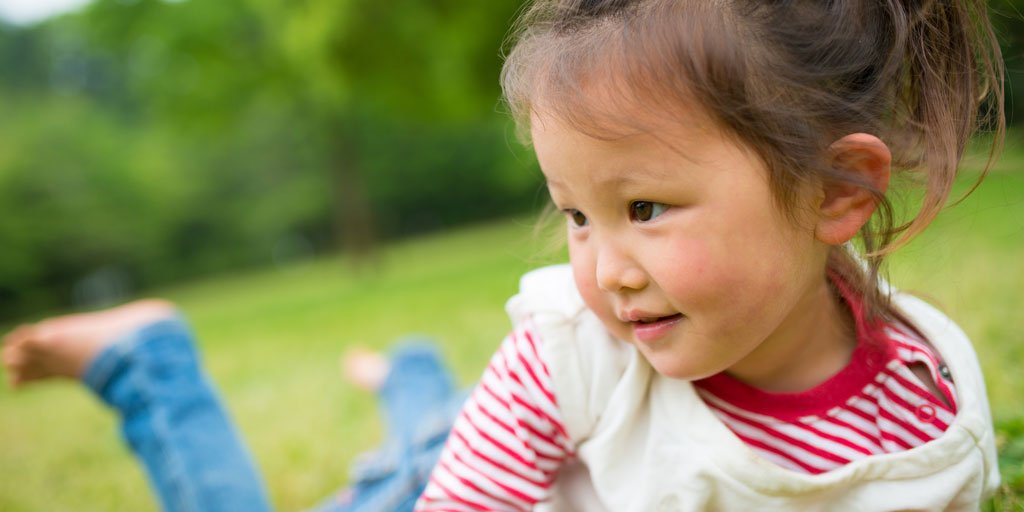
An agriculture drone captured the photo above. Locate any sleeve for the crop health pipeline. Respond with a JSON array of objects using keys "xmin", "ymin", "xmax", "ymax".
[{"xmin": 416, "ymin": 322, "xmax": 575, "ymax": 511}]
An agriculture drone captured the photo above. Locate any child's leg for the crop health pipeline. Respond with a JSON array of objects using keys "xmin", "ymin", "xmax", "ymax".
[
  {"xmin": 313, "ymin": 340, "xmax": 466, "ymax": 512},
  {"xmin": 2, "ymin": 301, "xmax": 272, "ymax": 512},
  {"xmin": 376, "ymin": 341, "xmax": 459, "ymax": 442},
  {"xmin": 2, "ymin": 299, "xmax": 176, "ymax": 387}
]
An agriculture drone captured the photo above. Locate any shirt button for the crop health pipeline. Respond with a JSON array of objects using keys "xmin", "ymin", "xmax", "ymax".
[
  {"xmin": 939, "ymin": 364, "xmax": 952, "ymax": 380},
  {"xmin": 916, "ymin": 403, "xmax": 937, "ymax": 422}
]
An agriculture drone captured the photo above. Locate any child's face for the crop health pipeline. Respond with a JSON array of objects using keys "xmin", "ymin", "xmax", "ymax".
[{"xmin": 532, "ymin": 112, "xmax": 835, "ymax": 381}]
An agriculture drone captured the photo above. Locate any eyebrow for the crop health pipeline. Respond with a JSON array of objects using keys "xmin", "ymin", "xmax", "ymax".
[{"xmin": 545, "ymin": 167, "xmax": 677, "ymax": 189}]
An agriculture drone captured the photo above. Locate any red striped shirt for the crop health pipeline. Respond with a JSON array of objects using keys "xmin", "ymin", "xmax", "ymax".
[
  {"xmin": 694, "ymin": 322, "xmax": 956, "ymax": 475},
  {"xmin": 418, "ymin": 313, "xmax": 956, "ymax": 509},
  {"xmin": 419, "ymin": 325, "xmax": 573, "ymax": 511}
]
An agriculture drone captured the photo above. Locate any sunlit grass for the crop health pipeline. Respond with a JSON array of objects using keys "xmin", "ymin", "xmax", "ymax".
[
  {"xmin": 0, "ymin": 218, "xmax": 553, "ymax": 511},
  {"xmin": 0, "ymin": 145, "xmax": 1021, "ymax": 510}
]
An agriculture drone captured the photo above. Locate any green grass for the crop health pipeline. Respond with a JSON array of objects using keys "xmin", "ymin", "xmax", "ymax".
[
  {"xmin": 0, "ymin": 218, "xmax": 556, "ymax": 511},
  {"xmin": 0, "ymin": 147, "xmax": 1021, "ymax": 510}
]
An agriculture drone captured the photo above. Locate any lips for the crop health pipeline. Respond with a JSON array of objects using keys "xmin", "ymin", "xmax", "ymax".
[
  {"xmin": 629, "ymin": 313, "xmax": 683, "ymax": 343},
  {"xmin": 635, "ymin": 315, "xmax": 671, "ymax": 324}
]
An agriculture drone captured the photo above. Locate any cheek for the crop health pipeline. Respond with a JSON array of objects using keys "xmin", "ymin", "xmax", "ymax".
[
  {"xmin": 655, "ymin": 239, "xmax": 719, "ymax": 296},
  {"xmin": 656, "ymin": 234, "xmax": 785, "ymax": 312},
  {"xmin": 569, "ymin": 241, "xmax": 613, "ymax": 316}
]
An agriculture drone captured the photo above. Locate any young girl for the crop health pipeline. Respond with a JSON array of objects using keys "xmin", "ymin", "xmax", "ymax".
[{"xmin": 3, "ymin": 0, "xmax": 1005, "ymax": 510}]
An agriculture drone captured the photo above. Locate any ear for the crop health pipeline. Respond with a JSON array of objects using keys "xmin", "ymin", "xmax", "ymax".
[{"xmin": 815, "ymin": 133, "xmax": 891, "ymax": 245}]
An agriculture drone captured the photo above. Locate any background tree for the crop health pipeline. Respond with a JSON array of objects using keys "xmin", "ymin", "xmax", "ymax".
[
  {"xmin": 0, "ymin": 0, "xmax": 1019, "ymax": 319},
  {"xmin": 0, "ymin": 0, "xmax": 539, "ymax": 319}
]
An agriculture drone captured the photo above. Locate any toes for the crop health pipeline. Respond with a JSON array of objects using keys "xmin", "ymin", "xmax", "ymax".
[
  {"xmin": 3, "ymin": 324, "xmax": 37, "ymax": 347},
  {"xmin": 342, "ymin": 347, "xmax": 390, "ymax": 391},
  {"xmin": 2, "ymin": 345, "xmax": 25, "ymax": 388},
  {"xmin": 2, "ymin": 342, "xmax": 23, "ymax": 367}
]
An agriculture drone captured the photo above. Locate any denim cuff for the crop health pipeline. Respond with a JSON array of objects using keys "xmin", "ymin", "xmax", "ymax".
[{"xmin": 82, "ymin": 315, "xmax": 192, "ymax": 399}]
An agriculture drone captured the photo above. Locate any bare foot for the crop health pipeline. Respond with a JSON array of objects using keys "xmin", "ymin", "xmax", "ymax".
[
  {"xmin": 2, "ymin": 299, "xmax": 178, "ymax": 388},
  {"xmin": 341, "ymin": 347, "xmax": 390, "ymax": 392}
]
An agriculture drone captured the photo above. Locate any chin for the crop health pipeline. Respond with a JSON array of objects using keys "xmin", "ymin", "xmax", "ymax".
[{"xmin": 648, "ymin": 360, "xmax": 715, "ymax": 381}]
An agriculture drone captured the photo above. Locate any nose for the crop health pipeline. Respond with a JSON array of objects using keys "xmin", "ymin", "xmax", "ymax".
[{"xmin": 594, "ymin": 238, "xmax": 648, "ymax": 292}]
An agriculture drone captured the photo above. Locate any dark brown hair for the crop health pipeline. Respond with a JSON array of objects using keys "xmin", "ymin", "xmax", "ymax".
[{"xmin": 502, "ymin": 0, "xmax": 1004, "ymax": 319}]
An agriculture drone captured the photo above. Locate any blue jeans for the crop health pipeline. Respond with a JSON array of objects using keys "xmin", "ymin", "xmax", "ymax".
[{"xmin": 83, "ymin": 316, "xmax": 463, "ymax": 512}]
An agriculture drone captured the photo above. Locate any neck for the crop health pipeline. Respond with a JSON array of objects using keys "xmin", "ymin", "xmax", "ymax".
[{"xmin": 725, "ymin": 278, "xmax": 856, "ymax": 393}]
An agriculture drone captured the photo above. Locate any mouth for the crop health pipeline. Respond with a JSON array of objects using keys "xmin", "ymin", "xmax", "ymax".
[
  {"xmin": 633, "ymin": 314, "xmax": 681, "ymax": 324},
  {"xmin": 628, "ymin": 313, "xmax": 684, "ymax": 343}
]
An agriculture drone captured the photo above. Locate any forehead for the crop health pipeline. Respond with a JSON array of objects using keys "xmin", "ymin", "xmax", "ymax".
[
  {"xmin": 530, "ymin": 114, "xmax": 729, "ymax": 206},
  {"xmin": 528, "ymin": 69, "xmax": 719, "ymax": 140},
  {"xmin": 528, "ymin": 106, "xmax": 721, "ymax": 178},
  {"xmin": 525, "ymin": 58, "xmax": 729, "ymax": 155},
  {"xmin": 527, "ymin": 101, "xmax": 781, "ymax": 207}
]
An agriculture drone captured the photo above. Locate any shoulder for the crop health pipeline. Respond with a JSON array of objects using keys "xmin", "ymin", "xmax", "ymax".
[
  {"xmin": 505, "ymin": 264, "xmax": 586, "ymax": 323},
  {"xmin": 888, "ymin": 292, "xmax": 990, "ymax": 415},
  {"xmin": 890, "ymin": 291, "xmax": 1000, "ymax": 495},
  {"xmin": 505, "ymin": 265, "xmax": 638, "ymax": 442},
  {"xmin": 890, "ymin": 292, "xmax": 981, "ymax": 386}
]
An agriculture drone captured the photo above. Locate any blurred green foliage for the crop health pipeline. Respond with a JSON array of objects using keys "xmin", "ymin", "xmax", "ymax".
[
  {"xmin": 992, "ymin": 0, "xmax": 1024, "ymax": 126},
  {"xmin": 0, "ymin": 0, "xmax": 1022, "ymax": 320},
  {"xmin": 0, "ymin": 0, "xmax": 541, "ymax": 319}
]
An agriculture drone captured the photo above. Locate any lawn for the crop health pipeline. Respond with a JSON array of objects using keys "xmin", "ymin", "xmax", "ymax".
[{"xmin": 1, "ymin": 145, "xmax": 1021, "ymax": 511}]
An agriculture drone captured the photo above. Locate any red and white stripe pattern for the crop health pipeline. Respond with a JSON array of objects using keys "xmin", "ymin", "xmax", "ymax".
[
  {"xmin": 418, "ymin": 316, "xmax": 958, "ymax": 509},
  {"xmin": 417, "ymin": 324, "xmax": 574, "ymax": 511},
  {"xmin": 695, "ymin": 324, "xmax": 956, "ymax": 475}
]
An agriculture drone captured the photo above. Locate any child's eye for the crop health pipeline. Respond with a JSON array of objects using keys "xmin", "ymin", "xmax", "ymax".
[
  {"xmin": 564, "ymin": 209, "xmax": 588, "ymax": 227},
  {"xmin": 629, "ymin": 201, "xmax": 668, "ymax": 222}
]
